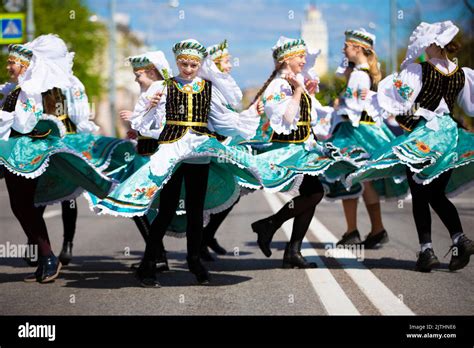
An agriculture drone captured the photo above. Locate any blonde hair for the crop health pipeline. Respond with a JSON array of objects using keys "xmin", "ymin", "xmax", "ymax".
[{"xmin": 362, "ymin": 47, "xmax": 381, "ymax": 89}]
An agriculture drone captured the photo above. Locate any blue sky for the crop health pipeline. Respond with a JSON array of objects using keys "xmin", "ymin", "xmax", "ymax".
[{"xmin": 86, "ymin": 0, "xmax": 470, "ymax": 88}]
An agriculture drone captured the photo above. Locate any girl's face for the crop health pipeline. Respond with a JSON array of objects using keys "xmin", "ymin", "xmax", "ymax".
[
  {"xmin": 425, "ymin": 43, "xmax": 444, "ymax": 59},
  {"xmin": 343, "ymin": 42, "xmax": 360, "ymax": 62},
  {"xmin": 134, "ymin": 69, "xmax": 158, "ymax": 90},
  {"xmin": 217, "ymin": 55, "xmax": 232, "ymax": 74},
  {"xmin": 6, "ymin": 59, "xmax": 27, "ymax": 82},
  {"xmin": 177, "ymin": 59, "xmax": 200, "ymax": 80},
  {"xmin": 285, "ymin": 53, "xmax": 306, "ymax": 74}
]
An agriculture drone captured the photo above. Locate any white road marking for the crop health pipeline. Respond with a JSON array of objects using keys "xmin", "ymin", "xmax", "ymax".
[
  {"xmin": 270, "ymin": 192, "xmax": 415, "ymax": 316},
  {"xmin": 263, "ymin": 192, "xmax": 360, "ymax": 315},
  {"xmin": 43, "ymin": 210, "xmax": 61, "ymax": 219}
]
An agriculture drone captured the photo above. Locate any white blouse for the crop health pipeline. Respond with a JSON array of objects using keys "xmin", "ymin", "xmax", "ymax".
[
  {"xmin": 336, "ymin": 63, "xmax": 385, "ymax": 128},
  {"xmin": 0, "ymin": 82, "xmax": 43, "ymax": 141},
  {"xmin": 63, "ymin": 76, "xmax": 99, "ymax": 134},
  {"xmin": 377, "ymin": 58, "xmax": 474, "ymax": 131},
  {"xmin": 262, "ymin": 71, "xmax": 332, "ymax": 147},
  {"xmin": 130, "ymin": 80, "xmax": 166, "ymax": 139},
  {"xmin": 0, "ymin": 77, "xmax": 99, "ymax": 140}
]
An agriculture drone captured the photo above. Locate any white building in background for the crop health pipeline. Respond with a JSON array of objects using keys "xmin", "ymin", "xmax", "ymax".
[{"xmin": 301, "ymin": 3, "xmax": 328, "ymax": 76}]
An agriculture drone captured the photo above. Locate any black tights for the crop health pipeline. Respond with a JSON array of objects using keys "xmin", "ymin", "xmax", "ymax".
[
  {"xmin": 271, "ymin": 175, "xmax": 324, "ymax": 243},
  {"xmin": 406, "ymin": 168, "xmax": 463, "ymax": 244},
  {"xmin": 4, "ymin": 170, "xmax": 52, "ymax": 256},
  {"xmin": 203, "ymin": 196, "xmax": 240, "ymax": 243},
  {"xmin": 144, "ymin": 163, "xmax": 210, "ymax": 261},
  {"xmin": 61, "ymin": 199, "xmax": 77, "ymax": 243}
]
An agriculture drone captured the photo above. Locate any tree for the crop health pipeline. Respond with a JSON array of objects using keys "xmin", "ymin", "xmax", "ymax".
[{"xmin": 0, "ymin": 0, "xmax": 106, "ymax": 99}]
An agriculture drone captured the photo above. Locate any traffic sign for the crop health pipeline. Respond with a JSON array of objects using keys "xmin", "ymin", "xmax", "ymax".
[{"xmin": 0, "ymin": 13, "xmax": 25, "ymax": 44}]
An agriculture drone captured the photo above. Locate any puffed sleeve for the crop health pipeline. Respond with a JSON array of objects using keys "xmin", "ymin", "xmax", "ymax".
[
  {"xmin": 344, "ymin": 70, "xmax": 371, "ymax": 110},
  {"xmin": 310, "ymin": 95, "xmax": 334, "ymax": 139},
  {"xmin": 377, "ymin": 63, "xmax": 422, "ymax": 115},
  {"xmin": 65, "ymin": 77, "xmax": 99, "ymax": 133},
  {"xmin": 131, "ymin": 81, "xmax": 166, "ymax": 138},
  {"xmin": 208, "ymin": 86, "xmax": 259, "ymax": 140},
  {"xmin": 11, "ymin": 90, "xmax": 43, "ymax": 134},
  {"xmin": 457, "ymin": 67, "xmax": 474, "ymax": 117},
  {"xmin": 263, "ymin": 78, "xmax": 300, "ymax": 135}
]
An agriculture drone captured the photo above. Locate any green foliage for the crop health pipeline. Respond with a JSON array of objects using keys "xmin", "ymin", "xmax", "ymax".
[{"xmin": 0, "ymin": 0, "xmax": 105, "ymax": 99}]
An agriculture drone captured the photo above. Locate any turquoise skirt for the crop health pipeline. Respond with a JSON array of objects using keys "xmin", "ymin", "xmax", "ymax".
[
  {"xmin": 85, "ymin": 137, "xmax": 299, "ymax": 218},
  {"xmin": 346, "ymin": 116, "xmax": 474, "ymax": 197},
  {"xmin": 0, "ymin": 120, "xmax": 135, "ymax": 205},
  {"xmin": 323, "ymin": 121, "xmax": 409, "ymax": 200}
]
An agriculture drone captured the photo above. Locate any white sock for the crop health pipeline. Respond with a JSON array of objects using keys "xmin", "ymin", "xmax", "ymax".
[
  {"xmin": 452, "ymin": 232, "xmax": 464, "ymax": 245},
  {"xmin": 420, "ymin": 243, "xmax": 433, "ymax": 252}
]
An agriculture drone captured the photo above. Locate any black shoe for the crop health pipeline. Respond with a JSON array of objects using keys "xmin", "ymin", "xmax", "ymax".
[
  {"xmin": 130, "ymin": 250, "xmax": 170, "ymax": 272},
  {"xmin": 448, "ymin": 235, "xmax": 474, "ymax": 271},
  {"xmin": 282, "ymin": 241, "xmax": 317, "ymax": 269},
  {"xmin": 207, "ymin": 238, "xmax": 227, "ymax": 255},
  {"xmin": 23, "ymin": 241, "xmax": 39, "ymax": 267},
  {"xmin": 156, "ymin": 248, "xmax": 170, "ymax": 272},
  {"xmin": 59, "ymin": 241, "xmax": 73, "ymax": 266},
  {"xmin": 415, "ymin": 248, "xmax": 440, "ymax": 273},
  {"xmin": 38, "ymin": 254, "xmax": 62, "ymax": 283},
  {"xmin": 24, "ymin": 264, "xmax": 43, "ymax": 283},
  {"xmin": 336, "ymin": 230, "xmax": 362, "ymax": 246},
  {"xmin": 187, "ymin": 256, "xmax": 211, "ymax": 285},
  {"xmin": 251, "ymin": 217, "xmax": 279, "ymax": 257},
  {"xmin": 362, "ymin": 230, "xmax": 389, "ymax": 249},
  {"xmin": 135, "ymin": 260, "xmax": 160, "ymax": 288},
  {"xmin": 200, "ymin": 246, "xmax": 215, "ymax": 262}
]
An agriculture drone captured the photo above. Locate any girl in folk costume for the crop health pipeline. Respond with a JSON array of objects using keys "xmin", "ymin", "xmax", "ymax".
[
  {"xmin": 117, "ymin": 51, "xmax": 173, "ymax": 271},
  {"xmin": 326, "ymin": 28, "xmax": 408, "ymax": 249},
  {"xmin": 0, "ymin": 35, "xmax": 117, "ymax": 283},
  {"xmin": 89, "ymin": 38, "xmax": 286, "ymax": 287},
  {"xmin": 32, "ymin": 51, "xmax": 134, "ymax": 266},
  {"xmin": 249, "ymin": 37, "xmax": 358, "ymax": 268},
  {"xmin": 346, "ymin": 21, "xmax": 474, "ymax": 272}
]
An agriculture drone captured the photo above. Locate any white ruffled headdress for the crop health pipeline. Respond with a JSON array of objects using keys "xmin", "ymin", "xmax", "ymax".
[
  {"xmin": 19, "ymin": 34, "xmax": 75, "ymax": 94},
  {"xmin": 272, "ymin": 36, "xmax": 321, "ymax": 88},
  {"xmin": 198, "ymin": 55, "xmax": 242, "ymax": 109},
  {"xmin": 128, "ymin": 51, "xmax": 173, "ymax": 79},
  {"xmin": 401, "ymin": 21, "xmax": 459, "ymax": 70}
]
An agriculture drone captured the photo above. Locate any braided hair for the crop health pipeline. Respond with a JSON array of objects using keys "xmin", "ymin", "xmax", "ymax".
[{"xmin": 249, "ymin": 61, "xmax": 284, "ymax": 107}]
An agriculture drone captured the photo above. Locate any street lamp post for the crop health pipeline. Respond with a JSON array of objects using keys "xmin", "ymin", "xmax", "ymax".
[
  {"xmin": 108, "ymin": 0, "xmax": 116, "ymax": 137},
  {"xmin": 26, "ymin": 0, "xmax": 35, "ymax": 42},
  {"xmin": 390, "ymin": 0, "xmax": 397, "ymax": 73}
]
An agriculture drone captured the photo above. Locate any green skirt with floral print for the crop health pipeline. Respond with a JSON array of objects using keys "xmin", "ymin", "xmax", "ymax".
[
  {"xmin": 323, "ymin": 121, "xmax": 409, "ymax": 200},
  {"xmin": 0, "ymin": 120, "xmax": 135, "ymax": 205},
  {"xmin": 84, "ymin": 137, "xmax": 300, "ymax": 219},
  {"xmin": 346, "ymin": 116, "xmax": 474, "ymax": 197}
]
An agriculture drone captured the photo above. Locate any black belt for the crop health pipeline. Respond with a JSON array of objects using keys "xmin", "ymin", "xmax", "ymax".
[
  {"xmin": 137, "ymin": 134, "xmax": 159, "ymax": 156},
  {"xmin": 341, "ymin": 112, "xmax": 375, "ymax": 124},
  {"xmin": 10, "ymin": 129, "xmax": 51, "ymax": 138},
  {"xmin": 395, "ymin": 115, "xmax": 420, "ymax": 132}
]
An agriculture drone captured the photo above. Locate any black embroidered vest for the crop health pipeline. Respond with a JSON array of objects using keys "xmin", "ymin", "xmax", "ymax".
[
  {"xmin": 136, "ymin": 133, "xmax": 158, "ymax": 156},
  {"xmin": 158, "ymin": 78, "xmax": 215, "ymax": 144},
  {"xmin": 270, "ymin": 91, "xmax": 312, "ymax": 143},
  {"xmin": 396, "ymin": 61, "xmax": 465, "ymax": 131},
  {"xmin": 1, "ymin": 86, "xmax": 21, "ymax": 113},
  {"xmin": 41, "ymin": 87, "xmax": 77, "ymax": 134}
]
